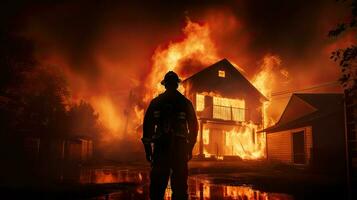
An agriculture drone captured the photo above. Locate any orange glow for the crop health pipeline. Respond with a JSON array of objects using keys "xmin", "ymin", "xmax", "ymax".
[
  {"xmin": 95, "ymin": 171, "xmax": 117, "ymax": 184},
  {"xmin": 224, "ymin": 185, "xmax": 268, "ymax": 199},
  {"xmin": 252, "ymin": 55, "xmax": 286, "ymax": 128},
  {"xmin": 196, "ymin": 94, "xmax": 205, "ymax": 112},
  {"xmin": 194, "ymin": 91, "xmax": 266, "ymax": 159},
  {"xmin": 224, "ymin": 122, "xmax": 266, "ymax": 159},
  {"xmin": 91, "ymin": 96, "xmax": 121, "ymax": 136},
  {"xmin": 218, "ymin": 70, "xmax": 226, "ymax": 77},
  {"xmin": 203, "ymin": 128, "xmax": 209, "ymax": 145},
  {"xmin": 200, "ymin": 122, "xmax": 266, "ymax": 160},
  {"xmin": 212, "ymin": 96, "xmax": 245, "ymax": 121},
  {"xmin": 69, "ymin": 19, "xmax": 286, "ymax": 156},
  {"xmin": 145, "ymin": 19, "xmax": 219, "ymax": 103}
]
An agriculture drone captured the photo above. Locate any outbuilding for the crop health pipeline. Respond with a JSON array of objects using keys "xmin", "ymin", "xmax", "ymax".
[{"xmin": 261, "ymin": 93, "xmax": 346, "ymax": 173}]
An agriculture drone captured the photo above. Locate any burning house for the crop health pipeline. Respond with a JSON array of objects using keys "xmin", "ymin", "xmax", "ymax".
[
  {"xmin": 261, "ymin": 93, "xmax": 346, "ymax": 173},
  {"xmin": 181, "ymin": 59, "xmax": 267, "ymax": 159}
]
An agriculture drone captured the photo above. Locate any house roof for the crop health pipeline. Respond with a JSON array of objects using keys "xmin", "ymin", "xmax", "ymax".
[
  {"xmin": 182, "ymin": 58, "xmax": 267, "ymax": 101},
  {"xmin": 259, "ymin": 93, "xmax": 343, "ymax": 133}
]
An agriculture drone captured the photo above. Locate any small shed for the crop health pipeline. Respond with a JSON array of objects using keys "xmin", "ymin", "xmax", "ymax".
[
  {"xmin": 261, "ymin": 93, "xmax": 346, "ymax": 172},
  {"xmin": 23, "ymin": 135, "xmax": 93, "ymax": 182}
]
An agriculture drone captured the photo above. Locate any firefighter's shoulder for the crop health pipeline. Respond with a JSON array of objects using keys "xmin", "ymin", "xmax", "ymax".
[
  {"xmin": 177, "ymin": 91, "xmax": 193, "ymax": 105},
  {"xmin": 150, "ymin": 93, "xmax": 164, "ymax": 105},
  {"xmin": 176, "ymin": 91, "xmax": 189, "ymax": 101}
]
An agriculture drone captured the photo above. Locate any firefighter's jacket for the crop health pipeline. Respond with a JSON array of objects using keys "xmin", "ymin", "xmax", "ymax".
[{"xmin": 142, "ymin": 89, "xmax": 198, "ymax": 156}]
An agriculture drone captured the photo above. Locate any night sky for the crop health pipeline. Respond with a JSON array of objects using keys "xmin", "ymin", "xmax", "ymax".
[{"xmin": 0, "ymin": 0, "xmax": 353, "ymax": 119}]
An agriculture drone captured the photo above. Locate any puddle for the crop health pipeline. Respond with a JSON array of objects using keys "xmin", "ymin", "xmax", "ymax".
[
  {"xmin": 187, "ymin": 177, "xmax": 293, "ymax": 200},
  {"xmin": 84, "ymin": 168, "xmax": 293, "ymax": 200},
  {"xmin": 80, "ymin": 167, "xmax": 147, "ymax": 184}
]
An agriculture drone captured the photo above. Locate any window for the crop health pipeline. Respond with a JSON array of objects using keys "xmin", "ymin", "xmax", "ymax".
[
  {"xmin": 218, "ymin": 70, "xmax": 225, "ymax": 78},
  {"xmin": 196, "ymin": 94, "xmax": 205, "ymax": 111},
  {"xmin": 213, "ymin": 97, "xmax": 245, "ymax": 121}
]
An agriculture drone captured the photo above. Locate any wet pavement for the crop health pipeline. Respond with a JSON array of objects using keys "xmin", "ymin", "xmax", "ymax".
[{"xmin": 82, "ymin": 168, "xmax": 294, "ymax": 200}]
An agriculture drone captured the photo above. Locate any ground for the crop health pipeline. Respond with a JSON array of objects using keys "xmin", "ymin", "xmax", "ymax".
[{"xmin": 0, "ymin": 160, "xmax": 350, "ymax": 199}]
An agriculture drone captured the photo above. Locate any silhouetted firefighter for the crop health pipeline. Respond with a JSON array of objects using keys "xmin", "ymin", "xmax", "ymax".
[{"xmin": 142, "ymin": 71, "xmax": 198, "ymax": 200}]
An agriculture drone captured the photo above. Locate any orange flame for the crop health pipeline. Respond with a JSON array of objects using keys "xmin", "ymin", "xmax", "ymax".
[
  {"xmin": 145, "ymin": 19, "xmax": 219, "ymax": 102},
  {"xmin": 91, "ymin": 96, "xmax": 121, "ymax": 134},
  {"xmin": 252, "ymin": 55, "xmax": 289, "ymax": 127},
  {"xmin": 224, "ymin": 122, "xmax": 266, "ymax": 159},
  {"xmin": 139, "ymin": 21, "xmax": 284, "ymax": 160},
  {"xmin": 91, "ymin": 19, "xmax": 286, "ymax": 159}
]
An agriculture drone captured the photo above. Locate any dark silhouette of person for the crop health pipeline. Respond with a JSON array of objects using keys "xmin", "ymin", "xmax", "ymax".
[{"xmin": 142, "ymin": 71, "xmax": 198, "ymax": 200}]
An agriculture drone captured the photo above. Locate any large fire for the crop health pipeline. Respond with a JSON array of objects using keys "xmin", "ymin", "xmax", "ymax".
[
  {"xmin": 38, "ymin": 17, "xmax": 287, "ymax": 159},
  {"xmin": 252, "ymin": 55, "xmax": 285, "ymax": 128},
  {"xmin": 21, "ymin": 2, "xmax": 344, "ymax": 161},
  {"xmin": 224, "ymin": 124, "xmax": 265, "ymax": 159},
  {"xmin": 145, "ymin": 19, "xmax": 219, "ymax": 102},
  {"xmin": 194, "ymin": 92, "xmax": 266, "ymax": 159},
  {"xmin": 130, "ymin": 19, "xmax": 286, "ymax": 160}
]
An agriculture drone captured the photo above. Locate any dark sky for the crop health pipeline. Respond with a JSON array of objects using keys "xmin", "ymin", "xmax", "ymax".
[
  {"xmin": 0, "ymin": 0, "xmax": 352, "ymax": 93},
  {"xmin": 1, "ymin": 0, "xmax": 354, "ymax": 130}
]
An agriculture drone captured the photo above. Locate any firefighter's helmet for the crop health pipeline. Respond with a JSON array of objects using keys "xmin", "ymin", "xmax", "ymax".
[{"xmin": 160, "ymin": 71, "xmax": 181, "ymax": 85}]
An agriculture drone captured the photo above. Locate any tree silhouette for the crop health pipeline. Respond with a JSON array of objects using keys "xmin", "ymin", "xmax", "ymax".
[
  {"xmin": 19, "ymin": 65, "xmax": 70, "ymax": 136},
  {"xmin": 68, "ymin": 100, "xmax": 101, "ymax": 139},
  {"xmin": 329, "ymin": 0, "xmax": 357, "ymax": 90}
]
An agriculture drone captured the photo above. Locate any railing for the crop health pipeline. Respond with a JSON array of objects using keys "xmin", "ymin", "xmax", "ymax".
[{"xmin": 212, "ymin": 105, "xmax": 246, "ymax": 122}]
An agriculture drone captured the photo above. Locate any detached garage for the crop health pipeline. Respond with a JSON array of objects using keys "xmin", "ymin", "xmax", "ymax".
[
  {"xmin": 261, "ymin": 93, "xmax": 346, "ymax": 173},
  {"xmin": 266, "ymin": 126, "xmax": 313, "ymax": 165}
]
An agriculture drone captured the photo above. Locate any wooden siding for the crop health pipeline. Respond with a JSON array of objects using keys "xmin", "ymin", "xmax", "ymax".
[
  {"xmin": 267, "ymin": 126, "xmax": 312, "ymax": 165},
  {"xmin": 304, "ymin": 126, "xmax": 313, "ymax": 164},
  {"xmin": 267, "ymin": 130, "xmax": 293, "ymax": 163}
]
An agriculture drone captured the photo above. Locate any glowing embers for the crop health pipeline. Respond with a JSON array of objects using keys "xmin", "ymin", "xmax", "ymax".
[
  {"xmin": 218, "ymin": 70, "xmax": 226, "ymax": 78},
  {"xmin": 213, "ymin": 96, "xmax": 245, "ymax": 121},
  {"xmin": 196, "ymin": 94, "xmax": 205, "ymax": 111}
]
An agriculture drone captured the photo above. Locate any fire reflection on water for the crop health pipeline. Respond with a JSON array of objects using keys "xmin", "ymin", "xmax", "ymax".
[
  {"xmin": 80, "ymin": 168, "xmax": 147, "ymax": 184},
  {"xmin": 86, "ymin": 168, "xmax": 293, "ymax": 200}
]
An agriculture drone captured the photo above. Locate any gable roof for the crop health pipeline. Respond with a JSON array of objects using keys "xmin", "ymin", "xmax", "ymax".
[
  {"xmin": 182, "ymin": 58, "xmax": 267, "ymax": 101},
  {"xmin": 294, "ymin": 93, "xmax": 343, "ymax": 111},
  {"xmin": 259, "ymin": 93, "xmax": 343, "ymax": 133},
  {"xmin": 274, "ymin": 94, "xmax": 317, "ymax": 125}
]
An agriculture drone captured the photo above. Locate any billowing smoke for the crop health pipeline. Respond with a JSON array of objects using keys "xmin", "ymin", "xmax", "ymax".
[{"xmin": 5, "ymin": 1, "xmax": 353, "ymax": 160}]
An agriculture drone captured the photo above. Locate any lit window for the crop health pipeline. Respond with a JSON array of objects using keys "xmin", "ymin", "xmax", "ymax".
[
  {"xmin": 213, "ymin": 96, "xmax": 245, "ymax": 121},
  {"xmin": 196, "ymin": 94, "xmax": 205, "ymax": 111},
  {"xmin": 218, "ymin": 70, "xmax": 225, "ymax": 78}
]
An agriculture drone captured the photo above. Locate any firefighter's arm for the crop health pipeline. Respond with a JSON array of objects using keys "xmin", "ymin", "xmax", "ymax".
[
  {"xmin": 187, "ymin": 101, "xmax": 198, "ymax": 153},
  {"xmin": 142, "ymin": 100, "xmax": 155, "ymax": 162}
]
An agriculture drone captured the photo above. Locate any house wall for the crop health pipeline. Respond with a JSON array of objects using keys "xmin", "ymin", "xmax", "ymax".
[
  {"xmin": 182, "ymin": 61, "xmax": 265, "ymax": 125},
  {"xmin": 193, "ymin": 122, "xmax": 240, "ymax": 156},
  {"xmin": 267, "ymin": 130, "xmax": 293, "ymax": 163},
  {"xmin": 267, "ymin": 126, "xmax": 312, "ymax": 164},
  {"xmin": 189, "ymin": 88, "xmax": 263, "ymax": 124}
]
